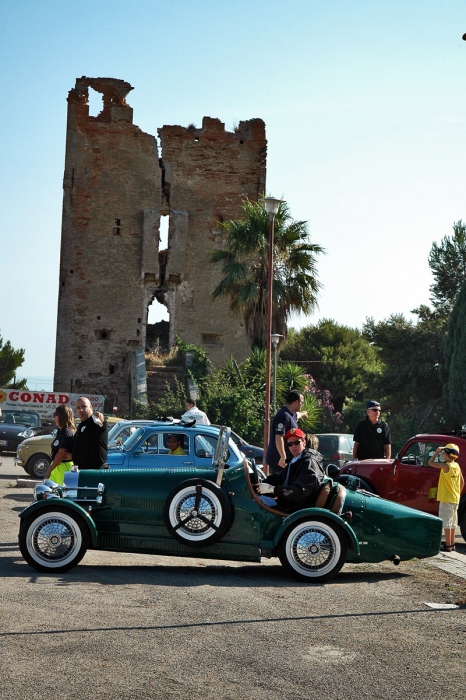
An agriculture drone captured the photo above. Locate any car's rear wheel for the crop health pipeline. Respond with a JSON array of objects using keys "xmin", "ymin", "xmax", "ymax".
[
  {"xmin": 277, "ymin": 518, "xmax": 347, "ymax": 582},
  {"xmin": 164, "ymin": 478, "xmax": 233, "ymax": 547},
  {"xmin": 19, "ymin": 506, "xmax": 89, "ymax": 573},
  {"xmin": 26, "ymin": 453, "xmax": 51, "ymax": 479}
]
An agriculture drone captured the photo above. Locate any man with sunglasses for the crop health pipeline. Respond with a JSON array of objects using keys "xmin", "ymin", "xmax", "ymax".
[
  {"xmin": 352, "ymin": 400, "xmax": 391, "ymax": 461},
  {"xmin": 257, "ymin": 428, "xmax": 325, "ymax": 512}
]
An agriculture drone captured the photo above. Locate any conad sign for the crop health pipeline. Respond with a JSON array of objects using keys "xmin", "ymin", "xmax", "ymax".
[{"xmin": 0, "ymin": 389, "xmax": 105, "ymax": 420}]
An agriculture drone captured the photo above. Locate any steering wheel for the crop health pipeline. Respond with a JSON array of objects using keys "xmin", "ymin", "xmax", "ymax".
[{"xmin": 402, "ymin": 453, "xmax": 421, "ymax": 465}]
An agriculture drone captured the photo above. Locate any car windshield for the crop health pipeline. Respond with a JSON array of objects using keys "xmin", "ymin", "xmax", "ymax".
[
  {"xmin": 108, "ymin": 424, "xmax": 142, "ymax": 449},
  {"xmin": 316, "ymin": 436, "xmax": 339, "ymax": 456},
  {"xmin": 108, "ymin": 422, "xmax": 123, "ymax": 441},
  {"xmin": 121, "ymin": 427, "xmax": 146, "ymax": 451},
  {"xmin": 0, "ymin": 412, "xmax": 40, "ymax": 427},
  {"xmin": 400, "ymin": 441, "xmax": 446, "ymax": 467}
]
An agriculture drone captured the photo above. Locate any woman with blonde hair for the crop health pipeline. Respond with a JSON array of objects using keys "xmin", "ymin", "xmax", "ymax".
[{"xmin": 44, "ymin": 405, "xmax": 76, "ymax": 484}]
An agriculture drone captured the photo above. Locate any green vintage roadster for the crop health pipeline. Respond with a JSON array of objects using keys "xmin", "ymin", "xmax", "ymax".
[{"xmin": 18, "ymin": 426, "xmax": 443, "ymax": 582}]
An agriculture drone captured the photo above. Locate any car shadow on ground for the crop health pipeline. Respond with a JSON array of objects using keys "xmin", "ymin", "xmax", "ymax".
[
  {"xmin": 3, "ymin": 493, "xmax": 34, "ymax": 502},
  {"xmin": 1, "ymin": 553, "xmax": 409, "ymax": 587}
]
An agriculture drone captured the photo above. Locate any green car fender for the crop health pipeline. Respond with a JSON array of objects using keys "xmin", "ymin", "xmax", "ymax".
[
  {"xmin": 19, "ymin": 499, "xmax": 99, "ymax": 547},
  {"xmin": 271, "ymin": 508, "xmax": 360, "ymax": 555}
]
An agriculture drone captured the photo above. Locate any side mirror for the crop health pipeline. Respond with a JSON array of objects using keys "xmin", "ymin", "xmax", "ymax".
[
  {"xmin": 326, "ymin": 463, "xmax": 340, "ymax": 479},
  {"xmin": 42, "ymin": 421, "xmax": 52, "ymax": 427}
]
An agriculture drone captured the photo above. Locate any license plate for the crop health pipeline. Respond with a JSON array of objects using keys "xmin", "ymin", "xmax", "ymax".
[{"xmin": 0, "ymin": 440, "xmax": 8, "ymax": 446}]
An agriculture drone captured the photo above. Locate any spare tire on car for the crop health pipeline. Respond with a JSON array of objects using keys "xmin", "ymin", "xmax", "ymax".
[{"xmin": 164, "ymin": 478, "xmax": 233, "ymax": 547}]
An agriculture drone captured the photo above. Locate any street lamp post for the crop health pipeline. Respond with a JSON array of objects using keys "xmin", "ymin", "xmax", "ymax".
[
  {"xmin": 271, "ymin": 333, "xmax": 283, "ymax": 415},
  {"xmin": 262, "ymin": 197, "xmax": 285, "ymax": 466}
]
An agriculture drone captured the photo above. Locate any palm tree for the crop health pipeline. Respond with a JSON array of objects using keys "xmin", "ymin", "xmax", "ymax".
[{"xmin": 210, "ymin": 198, "xmax": 324, "ymax": 347}]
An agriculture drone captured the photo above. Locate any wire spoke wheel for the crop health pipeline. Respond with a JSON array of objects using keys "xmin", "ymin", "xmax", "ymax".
[
  {"xmin": 278, "ymin": 519, "xmax": 347, "ymax": 582},
  {"xmin": 19, "ymin": 508, "xmax": 89, "ymax": 572}
]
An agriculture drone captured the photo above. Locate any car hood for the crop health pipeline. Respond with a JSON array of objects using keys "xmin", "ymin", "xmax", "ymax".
[
  {"xmin": 0, "ymin": 424, "xmax": 34, "ymax": 436},
  {"xmin": 16, "ymin": 433, "xmax": 54, "ymax": 446},
  {"xmin": 341, "ymin": 458, "xmax": 394, "ymax": 469}
]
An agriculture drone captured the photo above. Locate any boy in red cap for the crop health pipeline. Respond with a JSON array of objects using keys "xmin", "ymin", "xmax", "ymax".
[
  {"xmin": 428, "ymin": 443, "xmax": 464, "ymax": 552},
  {"xmin": 256, "ymin": 427, "xmax": 326, "ymax": 512}
]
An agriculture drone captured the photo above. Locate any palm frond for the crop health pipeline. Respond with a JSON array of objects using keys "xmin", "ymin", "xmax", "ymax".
[{"xmin": 209, "ymin": 197, "xmax": 324, "ymax": 346}]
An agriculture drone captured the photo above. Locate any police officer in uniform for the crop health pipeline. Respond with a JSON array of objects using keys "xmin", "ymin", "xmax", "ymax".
[
  {"xmin": 353, "ymin": 400, "xmax": 391, "ymax": 460},
  {"xmin": 72, "ymin": 396, "xmax": 108, "ymax": 469}
]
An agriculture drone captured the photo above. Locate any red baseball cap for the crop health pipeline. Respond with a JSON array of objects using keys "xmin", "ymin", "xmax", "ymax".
[{"xmin": 284, "ymin": 427, "xmax": 306, "ymax": 441}]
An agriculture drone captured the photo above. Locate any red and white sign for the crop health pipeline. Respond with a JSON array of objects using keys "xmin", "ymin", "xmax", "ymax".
[{"xmin": 0, "ymin": 389, "xmax": 105, "ymax": 420}]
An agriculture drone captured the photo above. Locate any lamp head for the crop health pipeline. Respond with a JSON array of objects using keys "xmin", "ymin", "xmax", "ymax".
[
  {"xmin": 271, "ymin": 333, "xmax": 283, "ymax": 348},
  {"xmin": 261, "ymin": 197, "xmax": 285, "ymax": 219}
]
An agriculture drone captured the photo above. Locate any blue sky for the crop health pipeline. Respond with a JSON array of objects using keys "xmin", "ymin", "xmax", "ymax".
[{"xmin": 1, "ymin": 0, "xmax": 466, "ymax": 380}]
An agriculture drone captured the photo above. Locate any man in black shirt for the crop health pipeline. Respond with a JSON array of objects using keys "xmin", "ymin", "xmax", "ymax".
[
  {"xmin": 266, "ymin": 390, "xmax": 308, "ymax": 475},
  {"xmin": 72, "ymin": 396, "xmax": 108, "ymax": 469},
  {"xmin": 353, "ymin": 400, "xmax": 391, "ymax": 461}
]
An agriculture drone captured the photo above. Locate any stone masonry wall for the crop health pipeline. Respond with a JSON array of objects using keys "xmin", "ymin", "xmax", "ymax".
[
  {"xmin": 54, "ymin": 77, "xmax": 267, "ymax": 412},
  {"xmin": 158, "ymin": 117, "xmax": 267, "ymax": 363}
]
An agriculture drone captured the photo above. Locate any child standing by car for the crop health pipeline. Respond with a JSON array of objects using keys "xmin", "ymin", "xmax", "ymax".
[{"xmin": 428, "ymin": 443, "xmax": 464, "ymax": 552}]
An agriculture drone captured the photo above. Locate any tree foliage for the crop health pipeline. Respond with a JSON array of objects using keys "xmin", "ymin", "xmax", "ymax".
[
  {"xmin": 0, "ymin": 333, "xmax": 26, "ymax": 388},
  {"xmin": 443, "ymin": 282, "xmax": 466, "ymax": 428},
  {"xmin": 210, "ymin": 198, "xmax": 324, "ymax": 347},
  {"xmin": 175, "ymin": 336, "xmax": 212, "ymax": 383},
  {"xmin": 363, "ymin": 308, "xmax": 444, "ymax": 414},
  {"xmin": 280, "ymin": 320, "xmax": 382, "ymax": 412},
  {"xmin": 138, "ymin": 345, "xmax": 341, "ymax": 445},
  {"xmin": 429, "ymin": 220, "xmax": 466, "ymax": 316}
]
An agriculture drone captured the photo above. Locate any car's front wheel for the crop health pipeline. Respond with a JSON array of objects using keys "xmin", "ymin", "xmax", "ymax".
[
  {"xmin": 277, "ymin": 518, "xmax": 347, "ymax": 582},
  {"xmin": 26, "ymin": 453, "xmax": 51, "ymax": 479},
  {"xmin": 19, "ymin": 506, "xmax": 89, "ymax": 573}
]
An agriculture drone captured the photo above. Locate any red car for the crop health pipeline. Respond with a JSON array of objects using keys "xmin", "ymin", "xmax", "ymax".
[{"xmin": 337, "ymin": 433, "xmax": 466, "ymax": 538}]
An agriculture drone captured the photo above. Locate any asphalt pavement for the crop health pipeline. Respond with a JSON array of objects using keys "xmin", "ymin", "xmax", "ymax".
[{"xmin": 1, "ymin": 454, "xmax": 466, "ymax": 700}]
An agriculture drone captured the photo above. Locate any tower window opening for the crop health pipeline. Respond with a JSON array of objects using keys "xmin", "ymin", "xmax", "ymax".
[
  {"xmin": 159, "ymin": 214, "xmax": 169, "ymax": 250},
  {"xmin": 88, "ymin": 87, "xmax": 103, "ymax": 117}
]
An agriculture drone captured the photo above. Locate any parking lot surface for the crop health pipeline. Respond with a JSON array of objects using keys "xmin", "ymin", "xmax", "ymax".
[{"xmin": 1, "ymin": 455, "xmax": 466, "ymax": 700}]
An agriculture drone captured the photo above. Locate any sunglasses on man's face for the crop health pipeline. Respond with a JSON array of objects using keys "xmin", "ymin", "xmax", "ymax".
[{"xmin": 287, "ymin": 440, "xmax": 302, "ymax": 447}]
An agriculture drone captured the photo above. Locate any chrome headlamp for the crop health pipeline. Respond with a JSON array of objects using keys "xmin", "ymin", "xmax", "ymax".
[{"xmin": 34, "ymin": 478, "xmax": 61, "ymax": 501}]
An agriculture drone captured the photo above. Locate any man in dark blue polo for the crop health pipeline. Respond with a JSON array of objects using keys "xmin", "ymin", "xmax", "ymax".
[{"xmin": 266, "ymin": 390, "xmax": 307, "ymax": 475}]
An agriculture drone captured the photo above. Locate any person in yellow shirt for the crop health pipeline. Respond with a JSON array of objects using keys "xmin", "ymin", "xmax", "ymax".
[
  {"xmin": 428, "ymin": 443, "xmax": 464, "ymax": 552},
  {"xmin": 166, "ymin": 434, "xmax": 186, "ymax": 455}
]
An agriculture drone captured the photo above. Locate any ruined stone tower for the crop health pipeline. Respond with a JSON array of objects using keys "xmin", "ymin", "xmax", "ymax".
[{"xmin": 54, "ymin": 77, "xmax": 267, "ymax": 411}]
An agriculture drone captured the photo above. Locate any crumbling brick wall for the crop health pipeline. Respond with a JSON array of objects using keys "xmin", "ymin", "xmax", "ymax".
[{"xmin": 54, "ymin": 77, "xmax": 267, "ymax": 412}]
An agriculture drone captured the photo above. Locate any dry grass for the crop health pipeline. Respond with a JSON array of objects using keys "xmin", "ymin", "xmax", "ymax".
[{"xmin": 145, "ymin": 346, "xmax": 181, "ymax": 368}]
